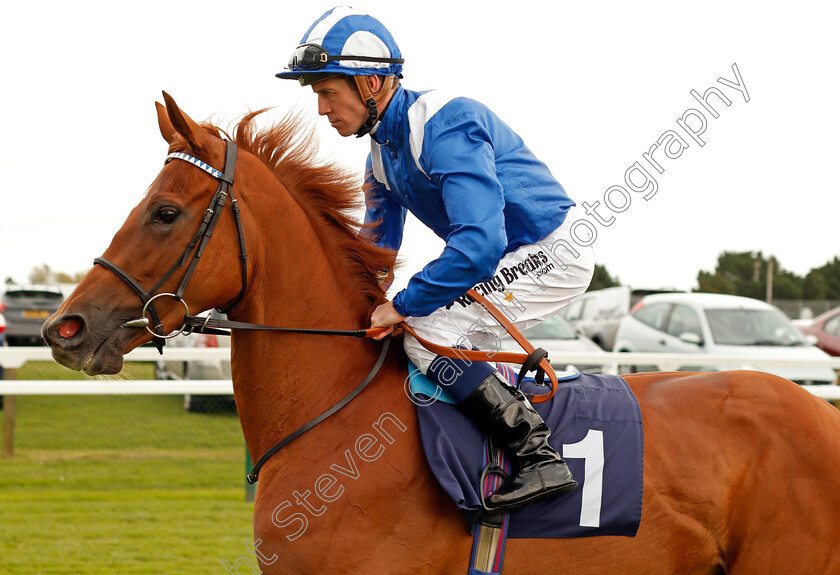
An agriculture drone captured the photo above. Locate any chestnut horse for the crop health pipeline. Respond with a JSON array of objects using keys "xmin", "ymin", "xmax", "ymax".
[{"xmin": 43, "ymin": 94, "xmax": 840, "ymax": 574}]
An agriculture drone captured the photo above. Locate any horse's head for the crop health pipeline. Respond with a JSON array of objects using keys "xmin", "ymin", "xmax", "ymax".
[{"xmin": 42, "ymin": 93, "xmax": 247, "ymax": 375}]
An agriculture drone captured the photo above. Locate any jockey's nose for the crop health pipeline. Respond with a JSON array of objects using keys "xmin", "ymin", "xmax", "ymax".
[{"xmin": 317, "ymin": 95, "xmax": 331, "ymax": 116}]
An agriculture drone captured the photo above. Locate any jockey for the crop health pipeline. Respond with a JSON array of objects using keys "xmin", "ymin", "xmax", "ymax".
[{"xmin": 277, "ymin": 6, "xmax": 595, "ymax": 513}]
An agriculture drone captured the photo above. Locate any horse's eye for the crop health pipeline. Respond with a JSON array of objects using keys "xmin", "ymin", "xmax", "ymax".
[{"xmin": 154, "ymin": 207, "xmax": 179, "ymax": 224}]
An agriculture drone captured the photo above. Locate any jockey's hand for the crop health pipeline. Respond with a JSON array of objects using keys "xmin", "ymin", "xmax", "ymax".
[{"xmin": 369, "ymin": 301, "xmax": 405, "ymax": 340}]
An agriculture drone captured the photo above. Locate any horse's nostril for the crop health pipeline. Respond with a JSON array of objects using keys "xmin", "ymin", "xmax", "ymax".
[{"xmin": 58, "ymin": 317, "xmax": 84, "ymax": 339}]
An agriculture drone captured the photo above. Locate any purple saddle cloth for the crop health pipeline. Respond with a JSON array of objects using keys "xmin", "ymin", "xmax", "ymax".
[{"xmin": 412, "ymin": 371, "xmax": 643, "ymax": 539}]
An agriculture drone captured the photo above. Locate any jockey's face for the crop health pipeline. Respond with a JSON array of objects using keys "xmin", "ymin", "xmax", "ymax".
[{"xmin": 311, "ymin": 76, "xmax": 371, "ymax": 137}]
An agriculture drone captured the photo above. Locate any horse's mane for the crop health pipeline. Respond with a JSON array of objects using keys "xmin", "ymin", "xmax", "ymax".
[{"xmin": 202, "ymin": 110, "xmax": 396, "ymax": 306}]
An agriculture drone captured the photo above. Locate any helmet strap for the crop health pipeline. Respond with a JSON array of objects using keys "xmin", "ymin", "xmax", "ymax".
[{"xmin": 353, "ymin": 75, "xmax": 397, "ymax": 137}]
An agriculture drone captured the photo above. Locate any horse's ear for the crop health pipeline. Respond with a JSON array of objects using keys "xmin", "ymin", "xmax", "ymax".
[
  {"xmin": 156, "ymin": 100, "xmax": 177, "ymax": 144},
  {"xmin": 160, "ymin": 91, "xmax": 208, "ymax": 152}
]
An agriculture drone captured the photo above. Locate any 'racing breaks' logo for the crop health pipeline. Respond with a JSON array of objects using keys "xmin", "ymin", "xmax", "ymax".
[{"xmin": 446, "ymin": 250, "xmax": 553, "ymax": 310}]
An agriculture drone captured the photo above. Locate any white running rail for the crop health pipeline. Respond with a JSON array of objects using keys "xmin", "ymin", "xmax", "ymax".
[{"xmin": 2, "ymin": 348, "xmax": 839, "ymax": 399}]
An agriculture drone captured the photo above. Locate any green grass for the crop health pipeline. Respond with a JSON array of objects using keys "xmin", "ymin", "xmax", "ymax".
[
  {"xmin": 0, "ymin": 362, "xmax": 256, "ymax": 575},
  {"xmin": 14, "ymin": 393, "xmax": 243, "ymax": 451}
]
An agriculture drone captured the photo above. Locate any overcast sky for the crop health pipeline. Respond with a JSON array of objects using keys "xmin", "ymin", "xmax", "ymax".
[{"xmin": 2, "ymin": 1, "xmax": 838, "ymax": 295}]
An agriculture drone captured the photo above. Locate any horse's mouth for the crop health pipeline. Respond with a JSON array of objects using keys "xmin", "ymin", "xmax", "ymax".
[
  {"xmin": 81, "ymin": 335, "xmax": 129, "ymax": 375},
  {"xmin": 44, "ymin": 313, "xmax": 140, "ymax": 376},
  {"xmin": 50, "ymin": 332, "xmax": 130, "ymax": 376}
]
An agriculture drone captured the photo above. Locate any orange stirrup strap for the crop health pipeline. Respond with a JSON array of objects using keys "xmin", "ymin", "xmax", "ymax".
[{"xmin": 397, "ymin": 289, "xmax": 558, "ymax": 403}]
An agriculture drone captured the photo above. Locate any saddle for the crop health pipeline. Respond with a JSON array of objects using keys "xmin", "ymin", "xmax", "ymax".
[{"xmin": 409, "ymin": 363, "xmax": 644, "ymax": 539}]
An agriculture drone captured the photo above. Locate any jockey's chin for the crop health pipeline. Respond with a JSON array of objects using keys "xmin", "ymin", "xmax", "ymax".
[{"xmin": 330, "ymin": 119, "xmax": 362, "ymax": 137}]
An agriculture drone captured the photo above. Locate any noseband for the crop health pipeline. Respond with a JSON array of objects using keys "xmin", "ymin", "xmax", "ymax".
[{"xmin": 94, "ymin": 140, "xmax": 247, "ymax": 352}]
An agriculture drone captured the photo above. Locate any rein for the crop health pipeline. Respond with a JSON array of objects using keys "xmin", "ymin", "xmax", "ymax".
[
  {"xmin": 103, "ymin": 141, "xmax": 559, "ymax": 483},
  {"xmin": 180, "ymin": 287, "xmax": 557, "ymax": 397},
  {"xmin": 246, "ymin": 335, "xmax": 392, "ymax": 484},
  {"xmin": 180, "ymin": 288, "xmax": 558, "ymax": 404}
]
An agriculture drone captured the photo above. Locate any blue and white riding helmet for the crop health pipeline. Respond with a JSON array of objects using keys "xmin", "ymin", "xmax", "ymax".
[{"xmin": 276, "ymin": 6, "xmax": 404, "ymax": 135}]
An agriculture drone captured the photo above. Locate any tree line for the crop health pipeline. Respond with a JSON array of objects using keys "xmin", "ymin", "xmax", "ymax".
[
  {"xmin": 11, "ymin": 254, "xmax": 840, "ymax": 302},
  {"xmin": 5, "ymin": 265, "xmax": 87, "ymax": 285},
  {"xmin": 588, "ymin": 251, "xmax": 840, "ymax": 301}
]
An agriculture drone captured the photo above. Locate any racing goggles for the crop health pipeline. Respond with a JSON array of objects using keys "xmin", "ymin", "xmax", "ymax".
[{"xmin": 287, "ymin": 43, "xmax": 404, "ymax": 71}]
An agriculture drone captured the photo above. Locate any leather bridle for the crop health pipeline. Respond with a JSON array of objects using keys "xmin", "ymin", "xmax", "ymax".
[
  {"xmin": 93, "ymin": 140, "xmax": 247, "ymax": 352},
  {"xmin": 93, "ymin": 139, "xmax": 392, "ymax": 484}
]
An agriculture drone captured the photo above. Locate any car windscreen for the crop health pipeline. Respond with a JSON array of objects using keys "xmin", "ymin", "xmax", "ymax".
[
  {"xmin": 4, "ymin": 290, "xmax": 64, "ymax": 301},
  {"xmin": 522, "ymin": 317, "xmax": 576, "ymax": 340},
  {"xmin": 705, "ymin": 308, "xmax": 803, "ymax": 346}
]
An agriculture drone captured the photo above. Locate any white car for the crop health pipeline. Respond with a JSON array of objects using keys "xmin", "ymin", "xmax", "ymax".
[
  {"xmin": 613, "ymin": 293, "xmax": 837, "ymax": 384},
  {"xmin": 561, "ymin": 285, "xmax": 678, "ymax": 351},
  {"xmin": 498, "ymin": 314, "xmax": 607, "ymax": 373}
]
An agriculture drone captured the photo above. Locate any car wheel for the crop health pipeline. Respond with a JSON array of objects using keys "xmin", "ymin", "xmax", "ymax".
[
  {"xmin": 617, "ymin": 349, "xmax": 638, "ymax": 374},
  {"xmin": 592, "ymin": 336, "xmax": 609, "ymax": 351},
  {"xmin": 184, "ymin": 394, "xmax": 213, "ymax": 413},
  {"xmin": 154, "ymin": 361, "xmax": 171, "ymax": 380},
  {"xmin": 155, "ymin": 361, "xmax": 187, "ymax": 381}
]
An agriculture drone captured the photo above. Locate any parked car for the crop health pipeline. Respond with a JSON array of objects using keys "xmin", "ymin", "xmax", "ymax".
[
  {"xmin": 561, "ymin": 286, "xmax": 679, "ymax": 351},
  {"xmin": 498, "ymin": 314, "xmax": 606, "ymax": 373},
  {"xmin": 613, "ymin": 292, "xmax": 837, "ymax": 384},
  {"xmin": 2, "ymin": 284, "xmax": 65, "ymax": 346},
  {"xmin": 154, "ymin": 310, "xmax": 234, "ymax": 412},
  {"xmin": 798, "ymin": 306, "xmax": 840, "ymax": 357}
]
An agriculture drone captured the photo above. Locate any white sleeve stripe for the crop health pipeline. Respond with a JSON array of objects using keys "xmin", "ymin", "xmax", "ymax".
[
  {"xmin": 407, "ymin": 91, "xmax": 457, "ymax": 179},
  {"xmin": 370, "ymin": 141, "xmax": 390, "ymax": 190}
]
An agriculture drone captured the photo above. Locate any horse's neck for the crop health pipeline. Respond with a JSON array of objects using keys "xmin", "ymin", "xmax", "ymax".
[
  {"xmin": 226, "ymin": 182, "xmax": 472, "ymax": 571},
  {"xmin": 228, "ymin": 183, "xmax": 386, "ymax": 463}
]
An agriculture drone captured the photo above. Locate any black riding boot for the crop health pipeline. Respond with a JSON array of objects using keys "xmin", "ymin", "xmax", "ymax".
[{"xmin": 461, "ymin": 371, "xmax": 577, "ymax": 513}]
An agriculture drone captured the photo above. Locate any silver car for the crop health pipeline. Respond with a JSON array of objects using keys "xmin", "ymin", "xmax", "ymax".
[
  {"xmin": 2, "ymin": 284, "xmax": 65, "ymax": 346},
  {"xmin": 498, "ymin": 314, "xmax": 606, "ymax": 374},
  {"xmin": 561, "ymin": 286, "xmax": 679, "ymax": 351},
  {"xmin": 613, "ymin": 292, "xmax": 837, "ymax": 384}
]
